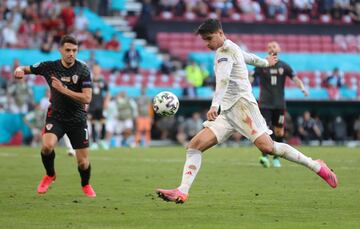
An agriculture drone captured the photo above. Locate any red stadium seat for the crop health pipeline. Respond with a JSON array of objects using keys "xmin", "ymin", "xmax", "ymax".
[{"xmin": 116, "ymin": 73, "xmax": 136, "ymax": 86}]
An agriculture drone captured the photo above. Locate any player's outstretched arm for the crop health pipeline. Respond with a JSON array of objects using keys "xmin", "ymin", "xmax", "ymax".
[
  {"xmin": 51, "ymin": 76, "xmax": 92, "ymax": 104},
  {"xmin": 293, "ymin": 76, "xmax": 309, "ymax": 96},
  {"xmin": 14, "ymin": 66, "xmax": 31, "ymax": 79},
  {"xmin": 242, "ymin": 51, "xmax": 277, "ymax": 67}
]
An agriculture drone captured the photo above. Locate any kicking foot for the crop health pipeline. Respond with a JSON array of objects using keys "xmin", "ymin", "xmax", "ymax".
[
  {"xmin": 37, "ymin": 175, "xmax": 56, "ymax": 194},
  {"xmin": 259, "ymin": 156, "xmax": 270, "ymax": 168},
  {"xmin": 272, "ymin": 158, "xmax": 281, "ymax": 168},
  {"xmin": 316, "ymin": 160, "xmax": 338, "ymax": 188},
  {"xmin": 156, "ymin": 188, "xmax": 188, "ymax": 204},
  {"xmin": 82, "ymin": 184, "xmax": 96, "ymax": 197}
]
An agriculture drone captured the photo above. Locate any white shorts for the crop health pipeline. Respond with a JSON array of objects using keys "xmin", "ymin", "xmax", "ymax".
[
  {"xmin": 106, "ymin": 119, "xmax": 118, "ymax": 134},
  {"xmin": 106, "ymin": 119, "xmax": 134, "ymax": 134},
  {"xmin": 203, "ymin": 98, "xmax": 272, "ymax": 143}
]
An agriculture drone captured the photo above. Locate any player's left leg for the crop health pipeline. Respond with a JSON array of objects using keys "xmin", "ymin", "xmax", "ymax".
[
  {"xmin": 66, "ymin": 124, "xmax": 96, "ymax": 197},
  {"xmin": 75, "ymin": 148, "xmax": 96, "ymax": 197},
  {"xmin": 254, "ymin": 133, "xmax": 337, "ymax": 188}
]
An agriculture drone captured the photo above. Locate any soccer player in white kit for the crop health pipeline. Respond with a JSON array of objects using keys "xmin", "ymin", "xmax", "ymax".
[{"xmin": 156, "ymin": 19, "xmax": 338, "ymax": 204}]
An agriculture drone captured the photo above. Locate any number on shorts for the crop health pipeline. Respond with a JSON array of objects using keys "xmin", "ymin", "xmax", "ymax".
[
  {"xmin": 84, "ymin": 128, "xmax": 89, "ymax": 140},
  {"xmin": 278, "ymin": 115, "xmax": 284, "ymax": 125}
]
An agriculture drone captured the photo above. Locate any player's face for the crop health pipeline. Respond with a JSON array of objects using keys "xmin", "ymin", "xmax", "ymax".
[
  {"xmin": 267, "ymin": 42, "xmax": 280, "ymax": 55},
  {"xmin": 201, "ymin": 30, "xmax": 225, "ymax": 51},
  {"xmin": 60, "ymin": 43, "xmax": 78, "ymax": 66}
]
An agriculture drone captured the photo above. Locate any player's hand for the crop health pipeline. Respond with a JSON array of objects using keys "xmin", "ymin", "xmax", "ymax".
[
  {"xmin": 51, "ymin": 76, "xmax": 65, "ymax": 93},
  {"xmin": 302, "ymin": 89, "xmax": 309, "ymax": 97},
  {"xmin": 266, "ymin": 54, "xmax": 278, "ymax": 66},
  {"xmin": 14, "ymin": 67, "xmax": 24, "ymax": 79},
  {"xmin": 207, "ymin": 106, "xmax": 218, "ymax": 121}
]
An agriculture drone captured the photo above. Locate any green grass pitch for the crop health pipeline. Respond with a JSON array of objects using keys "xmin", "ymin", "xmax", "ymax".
[{"xmin": 0, "ymin": 146, "xmax": 359, "ymax": 229}]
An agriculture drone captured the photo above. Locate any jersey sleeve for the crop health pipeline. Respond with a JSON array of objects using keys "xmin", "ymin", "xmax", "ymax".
[
  {"xmin": 211, "ymin": 53, "xmax": 234, "ymax": 109},
  {"xmin": 81, "ymin": 67, "xmax": 93, "ymax": 89},
  {"xmin": 241, "ymin": 50, "xmax": 269, "ymax": 67},
  {"xmin": 284, "ymin": 62, "xmax": 296, "ymax": 79},
  {"xmin": 29, "ymin": 61, "xmax": 51, "ymax": 77}
]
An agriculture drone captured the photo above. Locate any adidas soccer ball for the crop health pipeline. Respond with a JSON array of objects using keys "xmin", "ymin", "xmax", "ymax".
[{"xmin": 153, "ymin": 91, "xmax": 179, "ymax": 116}]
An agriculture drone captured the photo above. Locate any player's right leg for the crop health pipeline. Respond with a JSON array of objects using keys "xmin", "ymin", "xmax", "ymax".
[
  {"xmin": 156, "ymin": 127, "xmax": 218, "ymax": 204},
  {"xmin": 37, "ymin": 132, "xmax": 59, "ymax": 194},
  {"xmin": 67, "ymin": 124, "xmax": 96, "ymax": 197},
  {"xmin": 76, "ymin": 148, "xmax": 96, "ymax": 197}
]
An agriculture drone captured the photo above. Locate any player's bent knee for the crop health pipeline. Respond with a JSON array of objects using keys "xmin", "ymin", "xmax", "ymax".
[
  {"xmin": 77, "ymin": 159, "xmax": 89, "ymax": 170},
  {"xmin": 41, "ymin": 144, "xmax": 55, "ymax": 154},
  {"xmin": 257, "ymin": 142, "xmax": 273, "ymax": 154}
]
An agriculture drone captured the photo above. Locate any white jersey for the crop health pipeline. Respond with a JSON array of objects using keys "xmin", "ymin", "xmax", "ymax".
[{"xmin": 212, "ymin": 39, "xmax": 269, "ymax": 111}]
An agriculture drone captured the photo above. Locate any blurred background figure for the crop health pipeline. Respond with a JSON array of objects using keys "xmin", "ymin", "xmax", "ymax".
[
  {"xmin": 297, "ymin": 111, "xmax": 322, "ymax": 145},
  {"xmin": 135, "ymin": 88, "xmax": 153, "ymax": 147},
  {"xmin": 184, "ymin": 60, "xmax": 208, "ymax": 97},
  {"xmin": 123, "ymin": 42, "xmax": 141, "ymax": 73},
  {"xmin": 104, "ymin": 96, "xmax": 119, "ymax": 148},
  {"xmin": 324, "ymin": 67, "xmax": 343, "ymax": 100},
  {"xmin": 88, "ymin": 64, "xmax": 110, "ymax": 150},
  {"xmin": 354, "ymin": 115, "xmax": 360, "ymax": 141},
  {"xmin": 330, "ymin": 116, "xmax": 347, "ymax": 144},
  {"xmin": 7, "ymin": 77, "xmax": 33, "ymax": 114},
  {"xmin": 116, "ymin": 91, "xmax": 137, "ymax": 147},
  {"xmin": 176, "ymin": 112, "xmax": 203, "ymax": 146},
  {"xmin": 23, "ymin": 104, "xmax": 45, "ymax": 146},
  {"xmin": 105, "ymin": 34, "xmax": 121, "ymax": 51}
]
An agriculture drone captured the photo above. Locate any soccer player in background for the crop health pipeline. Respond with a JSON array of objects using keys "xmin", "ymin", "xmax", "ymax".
[
  {"xmin": 156, "ymin": 19, "xmax": 337, "ymax": 204},
  {"xmin": 252, "ymin": 41, "xmax": 308, "ymax": 168},
  {"xmin": 135, "ymin": 88, "xmax": 153, "ymax": 147},
  {"xmin": 88, "ymin": 63, "xmax": 110, "ymax": 150},
  {"xmin": 14, "ymin": 35, "xmax": 96, "ymax": 197}
]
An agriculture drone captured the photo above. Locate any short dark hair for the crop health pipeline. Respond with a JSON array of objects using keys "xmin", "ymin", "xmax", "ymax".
[
  {"xmin": 195, "ymin": 19, "xmax": 222, "ymax": 36},
  {"xmin": 60, "ymin": 35, "xmax": 78, "ymax": 46}
]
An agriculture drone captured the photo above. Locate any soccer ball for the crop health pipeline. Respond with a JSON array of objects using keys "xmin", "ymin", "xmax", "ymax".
[{"xmin": 153, "ymin": 91, "xmax": 179, "ymax": 116}]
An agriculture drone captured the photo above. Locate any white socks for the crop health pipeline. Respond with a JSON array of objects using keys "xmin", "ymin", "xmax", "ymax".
[
  {"xmin": 178, "ymin": 149, "xmax": 202, "ymax": 194},
  {"xmin": 273, "ymin": 142, "xmax": 320, "ymax": 173}
]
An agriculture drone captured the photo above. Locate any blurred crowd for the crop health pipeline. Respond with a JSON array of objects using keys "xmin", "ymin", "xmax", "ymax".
[
  {"xmin": 0, "ymin": 0, "xmax": 119, "ymax": 50},
  {"xmin": 1, "ymin": 62, "xmax": 360, "ymax": 147},
  {"xmin": 142, "ymin": 0, "xmax": 360, "ymax": 22}
]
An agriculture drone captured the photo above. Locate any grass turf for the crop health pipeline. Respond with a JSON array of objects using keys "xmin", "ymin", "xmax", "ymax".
[{"xmin": 0, "ymin": 146, "xmax": 359, "ymax": 229}]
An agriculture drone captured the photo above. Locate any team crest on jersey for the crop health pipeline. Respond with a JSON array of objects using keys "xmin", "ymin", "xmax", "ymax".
[
  {"xmin": 217, "ymin": 57, "xmax": 228, "ymax": 63},
  {"xmin": 46, "ymin": 124, "xmax": 53, "ymax": 130},
  {"xmin": 278, "ymin": 67, "xmax": 284, "ymax": 75},
  {"xmin": 72, "ymin": 75, "xmax": 79, "ymax": 84}
]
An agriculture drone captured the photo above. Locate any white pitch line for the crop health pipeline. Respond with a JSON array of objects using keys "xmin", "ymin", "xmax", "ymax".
[{"xmin": 0, "ymin": 152, "xmax": 357, "ymax": 170}]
